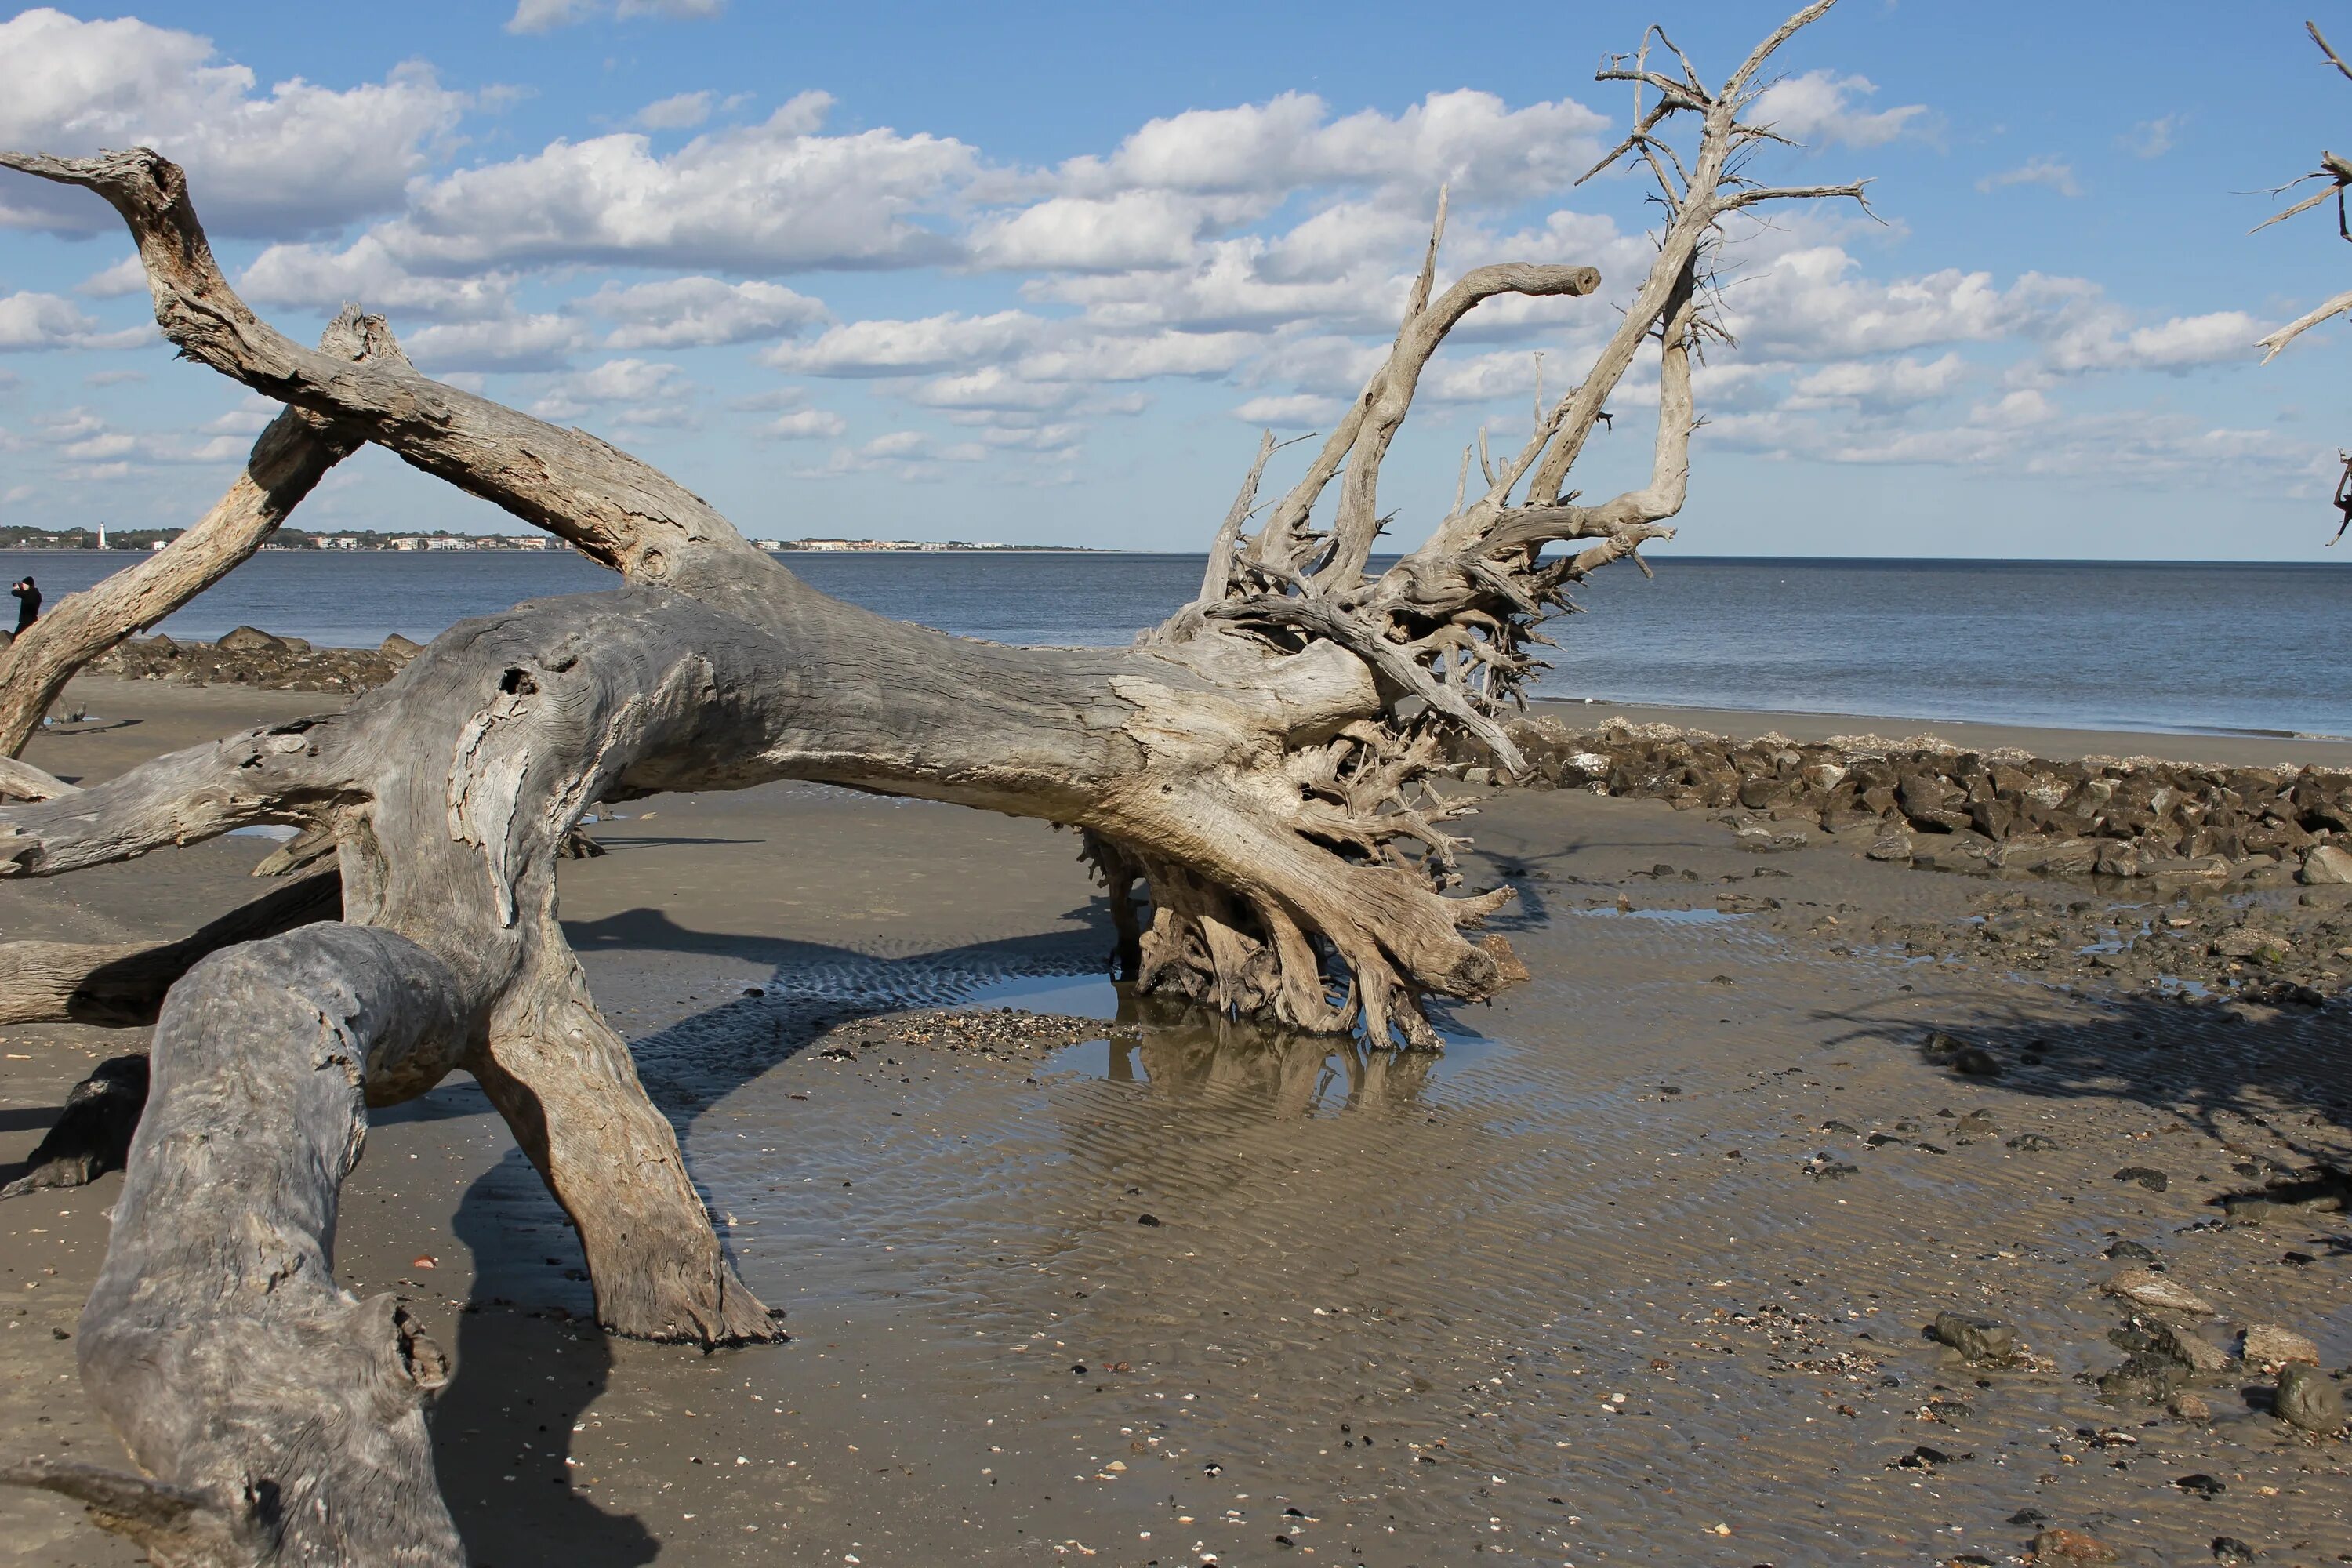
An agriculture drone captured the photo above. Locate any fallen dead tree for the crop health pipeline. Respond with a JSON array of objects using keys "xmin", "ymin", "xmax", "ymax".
[{"xmin": 0, "ymin": 6, "xmax": 1865, "ymax": 1559}]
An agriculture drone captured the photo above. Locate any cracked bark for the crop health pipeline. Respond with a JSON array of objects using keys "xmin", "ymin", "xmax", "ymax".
[{"xmin": 0, "ymin": 6, "xmax": 1867, "ymax": 1558}]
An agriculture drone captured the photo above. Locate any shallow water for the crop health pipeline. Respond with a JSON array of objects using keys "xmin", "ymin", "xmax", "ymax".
[{"xmin": 13, "ymin": 548, "xmax": 2352, "ymax": 735}]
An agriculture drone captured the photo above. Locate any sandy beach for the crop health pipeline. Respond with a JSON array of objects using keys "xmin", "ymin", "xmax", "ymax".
[{"xmin": 2, "ymin": 675, "xmax": 2346, "ymax": 1566}]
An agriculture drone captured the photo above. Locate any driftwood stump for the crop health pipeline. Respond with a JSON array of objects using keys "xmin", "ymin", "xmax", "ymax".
[{"xmin": 0, "ymin": 6, "xmax": 1867, "ymax": 1559}]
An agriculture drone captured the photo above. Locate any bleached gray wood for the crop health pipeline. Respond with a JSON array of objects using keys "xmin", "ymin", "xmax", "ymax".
[{"xmin": 0, "ymin": 8, "xmax": 1867, "ymax": 1558}]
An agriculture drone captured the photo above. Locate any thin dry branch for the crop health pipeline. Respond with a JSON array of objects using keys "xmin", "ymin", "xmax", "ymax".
[{"xmin": 0, "ymin": 309, "xmax": 402, "ymax": 757}]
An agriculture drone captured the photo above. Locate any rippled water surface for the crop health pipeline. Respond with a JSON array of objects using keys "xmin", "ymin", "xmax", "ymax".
[{"xmin": 11, "ymin": 549, "xmax": 2350, "ymax": 735}]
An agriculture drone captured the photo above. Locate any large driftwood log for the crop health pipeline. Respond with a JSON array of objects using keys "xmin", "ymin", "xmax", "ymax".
[
  {"xmin": 0, "ymin": 314, "xmax": 403, "ymax": 758},
  {"xmin": 5, "ymin": 924, "xmax": 466, "ymax": 1564},
  {"xmin": 0, "ymin": 7, "xmax": 1865, "ymax": 1559}
]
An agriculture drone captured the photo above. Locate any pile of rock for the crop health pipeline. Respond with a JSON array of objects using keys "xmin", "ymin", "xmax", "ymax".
[
  {"xmin": 88, "ymin": 626, "xmax": 424, "ymax": 695},
  {"xmin": 1475, "ymin": 714, "xmax": 2352, "ymax": 887}
]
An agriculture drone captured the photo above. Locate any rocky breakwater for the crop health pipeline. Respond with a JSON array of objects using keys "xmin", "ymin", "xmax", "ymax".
[
  {"xmin": 1473, "ymin": 714, "xmax": 2352, "ymax": 891},
  {"xmin": 87, "ymin": 626, "xmax": 423, "ymax": 695}
]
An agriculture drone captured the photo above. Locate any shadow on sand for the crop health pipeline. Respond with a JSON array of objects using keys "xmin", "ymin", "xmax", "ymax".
[{"xmin": 424, "ymin": 889, "xmax": 1464, "ymax": 1559}]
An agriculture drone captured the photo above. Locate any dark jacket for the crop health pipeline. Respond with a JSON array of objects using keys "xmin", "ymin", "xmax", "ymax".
[{"xmin": 9, "ymin": 580, "xmax": 36, "ymax": 630}]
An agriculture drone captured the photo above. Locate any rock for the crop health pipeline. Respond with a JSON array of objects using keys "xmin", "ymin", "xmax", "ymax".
[
  {"xmin": 382, "ymin": 632, "xmax": 425, "ymax": 657},
  {"xmin": 2212, "ymin": 927, "xmax": 2292, "ymax": 961},
  {"xmin": 215, "ymin": 624, "xmax": 287, "ymax": 652},
  {"xmin": 2167, "ymin": 1392, "xmax": 2212, "ymax": 1421},
  {"xmin": 2274, "ymin": 1364, "xmax": 2343, "ymax": 1432},
  {"xmin": 2007, "ymin": 1132, "xmax": 2060, "ymax": 1152},
  {"xmin": 2103, "ymin": 1269, "xmax": 2216, "ymax": 1315},
  {"xmin": 2173, "ymin": 1472, "xmax": 2225, "ymax": 1497},
  {"xmin": 2298, "ymin": 844, "xmax": 2352, "ymax": 884},
  {"xmin": 2241, "ymin": 1323, "xmax": 2321, "ymax": 1367},
  {"xmin": 2104, "ymin": 1239, "xmax": 2158, "ymax": 1262},
  {"xmin": 1952, "ymin": 1110, "xmax": 1997, "ymax": 1142},
  {"xmin": 1733, "ymin": 825, "xmax": 1806, "ymax": 853},
  {"xmin": 2111, "ymin": 1165, "xmax": 2169, "ymax": 1192},
  {"xmin": 2209, "ymin": 1538, "xmax": 2256, "ymax": 1566},
  {"xmin": 2031, "ymin": 1526, "xmax": 2118, "ymax": 1563},
  {"xmin": 2154, "ymin": 1323, "xmax": 2232, "ymax": 1374},
  {"xmin": 1951, "ymin": 1047, "xmax": 2002, "ymax": 1077},
  {"xmin": 1930, "ymin": 1312, "xmax": 2016, "ymax": 1365},
  {"xmin": 1866, "ymin": 828, "xmax": 1914, "ymax": 862}
]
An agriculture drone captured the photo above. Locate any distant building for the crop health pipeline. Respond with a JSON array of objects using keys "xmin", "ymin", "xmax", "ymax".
[
  {"xmin": 426, "ymin": 536, "xmax": 466, "ymax": 550},
  {"xmin": 150, "ymin": 539, "xmax": 169, "ymax": 550},
  {"xmin": 392, "ymin": 536, "xmax": 428, "ymax": 551},
  {"xmin": 753, "ymin": 539, "xmax": 785, "ymax": 550},
  {"xmin": 503, "ymin": 535, "xmax": 550, "ymax": 550}
]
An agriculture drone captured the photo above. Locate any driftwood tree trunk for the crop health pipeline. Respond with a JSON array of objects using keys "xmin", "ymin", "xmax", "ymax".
[{"xmin": 0, "ymin": 6, "xmax": 1864, "ymax": 1559}]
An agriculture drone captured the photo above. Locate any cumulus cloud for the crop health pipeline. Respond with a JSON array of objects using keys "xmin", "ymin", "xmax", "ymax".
[
  {"xmin": 0, "ymin": 291, "xmax": 148, "ymax": 352},
  {"xmin": 763, "ymin": 311, "xmax": 1040, "ymax": 377},
  {"xmin": 405, "ymin": 313, "xmax": 588, "ymax": 372},
  {"xmin": 1748, "ymin": 71, "xmax": 1931, "ymax": 149},
  {"xmin": 583, "ymin": 276, "xmax": 826, "ymax": 348},
  {"xmin": 633, "ymin": 90, "xmax": 713, "ymax": 130},
  {"xmin": 508, "ymin": 0, "xmax": 724, "ymax": 34},
  {"xmin": 2042, "ymin": 310, "xmax": 2264, "ymax": 375},
  {"xmin": 761, "ymin": 408, "xmax": 847, "ymax": 440},
  {"xmin": 362, "ymin": 95, "xmax": 971, "ymax": 273},
  {"xmin": 0, "ymin": 9, "xmax": 467, "ymax": 238},
  {"xmin": 1232, "ymin": 393, "xmax": 1340, "ymax": 426},
  {"xmin": 76, "ymin": 256, "xmax": 149, "ymax": 299},
  {"xmin": 1716, "ymin": 245, "xmax": 2091, "ymax": 360},
  {"xmin": 1033, "ymin": 89, "xmax": 1606, "ymax": 207},
  {"xmin": 1785, "ymin": 352, "xmax": 1969, "ymax": 408},
  {"xmin": 1976, "ymin": 156, "xmax": 2082, "ymax": 198},
  {"xmin": 240, "ymin": 235, "xmax": 521, "ymax": 322}
]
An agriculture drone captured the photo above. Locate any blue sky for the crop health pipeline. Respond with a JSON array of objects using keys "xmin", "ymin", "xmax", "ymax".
[{"xmin": 0, "ymin": 0, "xmax": 2344, "ymax": 557}]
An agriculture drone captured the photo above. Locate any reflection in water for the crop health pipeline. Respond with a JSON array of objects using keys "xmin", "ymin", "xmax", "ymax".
[{"xmin": 1051, "ymin": 986, "xmax": 1447, "ymax": 1117}]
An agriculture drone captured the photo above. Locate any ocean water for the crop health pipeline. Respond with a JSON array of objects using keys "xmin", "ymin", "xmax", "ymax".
[{"xmin": 6, "ymin": 550, "xmax": 2347, "ymax": 739}]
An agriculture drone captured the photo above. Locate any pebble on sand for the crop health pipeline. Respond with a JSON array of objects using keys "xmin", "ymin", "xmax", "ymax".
[
  {"xmin": 2101, "ymin": 1269, "xmax": 2216, "ymax": 1316},
  {"xmin": 1929, "ymin": 1311, "xmax": 2016, "ymax": 1366},
  {"xmin": 2030, "ymin": 1526, "xmax": 2118, "ymax": 1563},
  {"xmin": 2239, "ymin": 1323, "xmax": 2321, "ymax": 1368},
  {"xmin": 2274, "ymin": 1364, "xmax": 2345, "ymax": 1433}
]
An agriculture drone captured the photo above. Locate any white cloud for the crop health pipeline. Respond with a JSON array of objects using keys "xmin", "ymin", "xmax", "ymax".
[
  {"xmin": 1786, "ymin": 352, "xmax": 1969, "ymax": 408},
  {"xmin": 761, "ymin": 408, "xmax": 847, "ymax": 440},
  {"xmin": 1034, "ymin": 89, "xmax": 1607, "ymax": 208},
  {"xmin": 509, "ymin": 0, "xmax": 723, "ymax": 34},
  {"xmin": 1748, "ymin": 71, "xmax": 1930, "ymax": 150},
  {"xmin": 0, "ymin": 9, "xmax": 467, "ymax": 238},
  {"xmin": 2042, "ymin": 310, "xmax": 2263, "ymax": 374},
  {"xmin": 764, "ymin": 310, "xmax": 1039, "ymax": 377},
  {"xmin": 365, "ymin": 95, "xmax": 971, "ymax": 273},
  {"xmin": 2120, "ymin": 114, "xmax": 2181, "ymax": 159},
  {"xmin": 1232, "ymin": 393, "xmax": 1339, "ymax": 426},
  {"xmin": 240, "ymin": 235, "xmax": 521, "ymax": 322},
  {"xmin": 0, "ymin": 290, "xmax": 148, "ymax": 352},
  {"xmin": 77, "ymin": 256, "xmax": 148, "ymax": 298},
  {"xmin": 405, "ymin": 314, "xmax": 588, "ymax": 372},
  {"xmin": 528, "ymin": 358, "xmax": 690, "ymax": 419},
  {"xmin": 972, "ymin": 191, "xmax": 1262, "ymax": 272},
  {"xmin": 633, "ymin": 90, "xmax": 713, "ymax": 130},
  {"xmin": 1976, "ymin": 157, "xmax": 2082, "ymax": 198},
  {"xmin": 1716, "ymin": 245, "xmax": 2090, "ymax": 360},
  {"xmin": 583, "ymin": 276, "xmax": 826, "ymax": 348}
]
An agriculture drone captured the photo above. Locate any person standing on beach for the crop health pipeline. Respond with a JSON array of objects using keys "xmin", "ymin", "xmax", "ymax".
[{"xmin": 9, "ymin": 575, "xmax": 37, "ymax": 634}]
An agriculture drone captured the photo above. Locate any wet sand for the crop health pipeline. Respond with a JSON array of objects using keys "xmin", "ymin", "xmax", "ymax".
[{"xmin": 2, "ymin": 677, "xmax": 2347, "ymax": 1566}]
